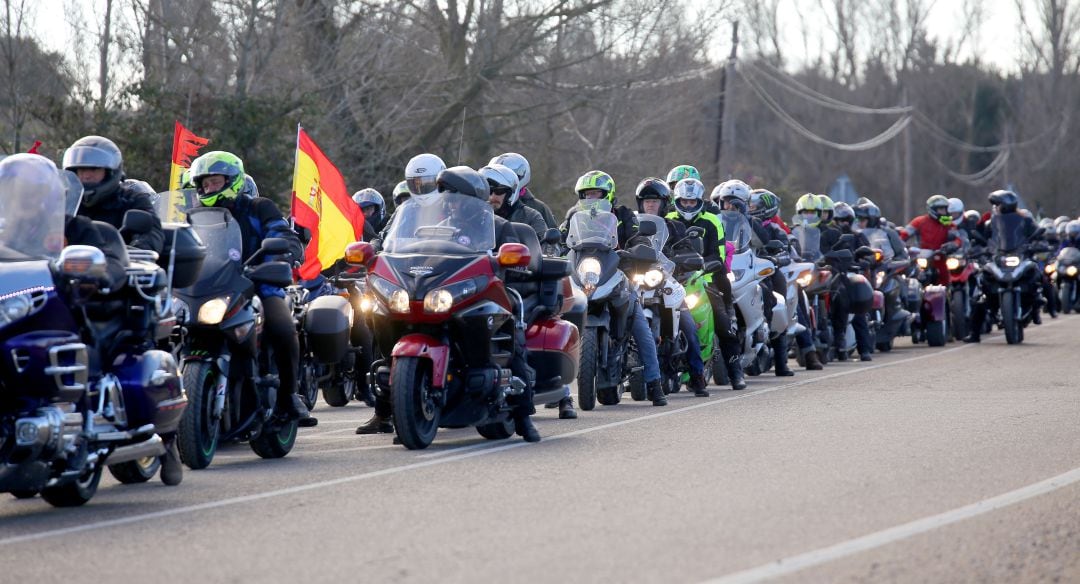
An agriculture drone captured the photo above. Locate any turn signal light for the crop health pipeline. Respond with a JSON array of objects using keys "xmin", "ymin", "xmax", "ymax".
[
  {"xmin": 345, "ymin": 242, "xmax": 375, "ymax": 267},
  {"xmin": 497, "ymin": 243, "xmax": 531, "ymax": 268}
]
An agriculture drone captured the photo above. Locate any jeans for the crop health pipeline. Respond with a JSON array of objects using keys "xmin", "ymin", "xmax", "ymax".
[
  {"xmin": 260, "ymin": 294, "xmax": 301, "ymax": 401},
  {"xmin": 679, "ymin": 309, "xmax": 705, "ymax": 375},
  {"xmin": 795, "ymin": 295, "xmax": 815, "ymax": 352},
  {"xmin": 629, "ymin": 295, "xmax": 661, "ymax": 383}
]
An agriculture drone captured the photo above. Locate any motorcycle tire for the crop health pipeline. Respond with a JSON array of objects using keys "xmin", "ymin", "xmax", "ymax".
[
  {"xmin": 950, "ymin": 290, "xmax": 969, "ymax": 342},
  {"xmin": 322, "ymin": 353, "xmax": 358, "ymax": 407},
  {"xmin": 1002, "ymin": 293, "xmax": 1022, "ymax": 345},
  {"xmin": 41, "ymin": 466, "xmax": 103, "ymax": 507},
  {"xmin": 108, "ymin": 456, "xmax": 161, "ymax": 484},
  {"xmin": 627, "ymin": 348, "xmax": 647, "ymax": 402},
  {"xmin": 391, "ymin": 357, "xmax": 440, "ymax": 449},
  {"xmin": 1061, "ymin": 282, "xmax": 1074, "ymax": 314},
  {"xmin": 577, "ymin": 328, "xmax": 598, "ymax": 411},
  {"xmin": 476, "ymin": 419, "xmax": 514, "ymax": 440},
  {"xmin": 250, "ymin": 419, "xmax": 298, "ymax": 459},
  {"xmin": 177, "ymin": 362, "xmax": 221, "ymax": 470},
  {"xmin": 298, "ymin": 359, "xmax": 320, "ymax": 411},
  {"xmin": 10, "ymin": 489, "xmax": 38, "ymax": 499},
  {"xmin": 926, "ymin": 320, "xmax": 947, "ymax": 347}
]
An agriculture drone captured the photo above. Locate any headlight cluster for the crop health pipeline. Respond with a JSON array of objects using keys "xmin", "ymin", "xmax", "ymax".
[
  {"xmin": 1068, "ymin": 266, "xmax": 1079, "ymax": 277},
  {"xmin": 578, "ymin": 258, "xmax": 602, "ymax": 295},
  {"xmin": 1002, "ymin": 256, "xmax": 1021, "ymax": 267},
  {"xmin": 727, "ymin": 269, "xmax": 744, "ymax": 283},
  {"xmin": 632, "ymin": 269, "xmax": 664, "ymax": 289},
  {"xmin": 916, "ymin": 257, "xmax": 929, "ymax": 269},
  {"xmin": 685, "ymin": 293, "xmax": 700, "ymax": 309},
  {"xmin": 875, "ymin": 271, "xmax": 886, "ymax": 288},
  {"xmin": 1045, "ymin": 263, "xmax": 1057, "ymax": 275},
  {"xmin": 0, "ymin": 292, "xmax": 34, "ymax": 329},
  {"xmin": 197, "ymin": 297, "xmax": 229, "ymax": 325},
  {"xmin": 423, "ymin": 278, "xmax": 482, "ymax": 314},
  {"xmin": 945, "ymin": 257, "xmax": 963, "ymax": 271},
  {"xmin": 796, "ymin": 270, "xmax": 813, "ymax": 288},
  {"xmin": 370, "ymin": 276, "xmax": 409, "ymax": 313}
]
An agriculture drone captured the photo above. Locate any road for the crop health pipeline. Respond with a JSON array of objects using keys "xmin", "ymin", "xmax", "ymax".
[{"xmin": 2, "ymin": 318, "xmax": 1079, "ymax": 583}]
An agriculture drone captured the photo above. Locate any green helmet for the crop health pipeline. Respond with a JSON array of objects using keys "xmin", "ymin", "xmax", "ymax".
[
  {"xmin": 666, "ymin": 165, "xmax": 700, "ymax": 189},
  {"xmin": 575, "ymin": 170, "xmax": 615, "ymax": 204},
  {"xmin": 795, "ymin": 193, "xmax": 822, "ymax": 227},
  {"xmin": 392, "ymin": 180, "xmax": 410, "ymax": 205},
  {"xmin": 190, "ymin": 151, "xmax": 245, "ymax": 207},
  {"xmin": 817, "ymin": 194, "xmax": 834, "ymax": 222}
]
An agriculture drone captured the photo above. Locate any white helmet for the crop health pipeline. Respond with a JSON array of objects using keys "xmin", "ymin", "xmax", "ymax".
[
  {"xmin": 488, "ymin": 152, "xmax": 530, "ymax": 205},
  {"xmin": 404, "ymin": 153, "xmax": 446, "ymax": 199},
  {"xmin": 673, "ymin": 178, "xmax": 706, "ymax": 222},
  {"xmin": 947, "ymin": 197, "xmax": 964, "ymax": 221},
  {"xmin": 478, "ymin": 164, "xmax": 519, "ymax": 206},
  {"xmin": 712, "ymin": 179, "xmax": 751, "ymax": 205}
]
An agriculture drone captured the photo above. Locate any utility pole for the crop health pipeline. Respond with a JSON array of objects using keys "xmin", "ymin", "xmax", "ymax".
[
  {"xmin": 715, "ymin": 20, "xmax": 739, "ymax": 185},
  {"xmin": 902, "ymin": 86, "xmax": 912, "ymax": 221}
]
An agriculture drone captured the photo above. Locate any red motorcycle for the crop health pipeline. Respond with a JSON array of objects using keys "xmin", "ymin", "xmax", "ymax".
[
  {"xmin": 348, "ymin": 193, "xmax": 578, "ymax": 449},
  {"xmin": 944, "ymin": 244, "xmax": 976, "ymax": 341}
]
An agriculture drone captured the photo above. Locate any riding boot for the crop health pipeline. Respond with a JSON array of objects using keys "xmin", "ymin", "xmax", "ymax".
[
  {"xmin": 727, "ymin": 358, "xmax": 747, "ymax": 390},
  {"xmin": 355, "ymin": 413, "xmax": 394, "ymax": 434},
  {"xmin": 648, "ymin": 379, "xmax": 667, "ymax": 406},
  {"xmin": 558, "ymin": 396, "xmax": 578, "ymax": 419},
  {"xmin": 690, "ymin": 372, "xmax": 710, "ymax": 397},
  {"xmin": 772, "ymin": 336, "xmax": 794, "ymax": 377},
  {"xmin": 964, "ymin": 304, "xmax": 985, "ymax": 343},
  {"xmin": 513, "ymin": 415, "xmax": 541, "ymax": 443},
  {"xmin": 803, "ymin": 349, "xmax": 824, "ymax": 370},
  {"xmin": 159, "ymin": 433, "xmax": 183, "ymax": 486}
]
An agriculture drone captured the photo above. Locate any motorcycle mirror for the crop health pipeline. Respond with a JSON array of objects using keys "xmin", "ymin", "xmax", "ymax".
[
  {"xmin": 344, "ymin": 241, "xmax": 376, "ymax": 267},
  {"xmin": 497, "ymin": 242, "xmax": 532, "ymax": 268},
  {"xmin": 121, "ymin": 209, "xmax": 156, "ymax": 236},
  {"xmin": 703, "ymin": 260, "xmax": 725, "ymax": 273},
  {"xmin": 637, "ymin": 221, "xmax": 657, "ymax": 237},
  {"xmin": 248, "ymin": 261, "xmax": 294, "ymax": 288},
  {"xmin": 260, "ymin": 237, "xmax": 291, "ymax": 255},
  {"xmin": 57, "ymin": 245, "xmax": 108, "ymax": 287},
  {"xmin": 764, "ymin": 240, "xmax": 785, "ymax": 255},
  {"xmin": 542, "ymin": 228, "xmax": 561, "ymax": 245},
  {"xmin": 855, "ymin": 245, "xmax": 875, "ymax": 258},
  {"xmin": 675, "ymin": 254, "xmax": 704, "ymax": 270}
]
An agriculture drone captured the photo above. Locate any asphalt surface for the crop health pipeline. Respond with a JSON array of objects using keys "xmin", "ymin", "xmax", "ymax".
[{"xmin": 2, "ymin": 317, "xmax": 1079, "ymax": 583}]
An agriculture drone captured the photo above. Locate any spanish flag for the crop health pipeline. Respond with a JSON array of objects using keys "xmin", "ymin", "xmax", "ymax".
[
  {"xmin": 169, "ymin": 121, "xmax": 210, "ymax": 190},
  {"xmin": 291, "ymin": 127, "xmax": 364, "ymax": 280}
]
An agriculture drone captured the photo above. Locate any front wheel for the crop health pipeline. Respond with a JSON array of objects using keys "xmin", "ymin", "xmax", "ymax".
[
  {"xmin": 950, "ymin": 289, "xmax": 969, "ymax": 341},
  {"xmin": 250, "ymin": 419, "xmax": 298, "ymax": 459},
  {"xmin": 577, "ymin": 328, "xmax": 599, "ymax": 411},
  {"xmin": 1002, "ymin": 292, "xmax": 1022, "ymax": 344},
  {"xmin": 108, "ymin": 456, "xmax": 161, "ymax": 484},
  {"xmin": 177, "ymin": 361, "xmax": 221, "ymax": 470},
  {"xmin": 297, "ymin": 359, "xmax": 320, "ymax": 411},
  {"xmin": 391, "ymin": 357, "xmax": 440, "ymax": 449},
  {"xmin": 926, "ymin": 319, "xmax": 947, "ymax": 347},
  {"xmin": 41, "ymin": 466, "xmax": 103, "ymax": 507}
]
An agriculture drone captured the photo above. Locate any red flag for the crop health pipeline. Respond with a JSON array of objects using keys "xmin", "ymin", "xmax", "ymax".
[
  {"xmin": 291, "ymin": 127, "xmax": 364, "ymax": 279},
  {"xmin": 170, "ymin": 121, "xmax": 210, "ymax": 190},
  {"xmin": 26, "ymin": 140, "xmax": 41, "ymax": 154}
]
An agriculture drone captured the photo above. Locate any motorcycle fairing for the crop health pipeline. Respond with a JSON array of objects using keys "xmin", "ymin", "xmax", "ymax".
[{"xmin": 391, "ymin": 333, "xmax": 451, "ymax": 389}]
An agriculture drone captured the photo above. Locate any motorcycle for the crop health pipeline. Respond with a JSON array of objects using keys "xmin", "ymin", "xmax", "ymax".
[
  {"xmin": 908, "ymin": 247, "xmax": 951, "ymax": 347},
  {"xmin": 858, "ymin": 230, "xmax": 911, "ymax": 352},
  {"xmin": 566, "ymin": 200, "xmax": 654, "ymax": 409},
  {"xmin": 720, "ymin": 210, "xmax": 774, "ymax": 375},
  {"xmin": 1054, "ymin": 245, "xmax": 1080, "ymax": 313},
  {"xmin": 974, "ymin": 223, "xmax": 1046, "ymax": 345},
  {"xmin": 632, "ymin": 214, "xmax": 688, "ymax": 398},
  {"xmin": 667, "ymin": 228, "xmax": 727, "ymax": 388},
  {"xmin": 944, "ymin": 247, "xmax": 977, "ymax": 341},
  {"xmin": 0, "ymin": 186, "xmax": 187, "ymax": 506},
  {"xmin": 161, "ymin": 191, "xmax": 305, "ymax": 469},
  {"xmin": 358, "ymin": 193, "xmax": 578, "ymax": 449},
  {"xmin": 288, "ymin": 281, "xmax": 358, "ymax": 410}
]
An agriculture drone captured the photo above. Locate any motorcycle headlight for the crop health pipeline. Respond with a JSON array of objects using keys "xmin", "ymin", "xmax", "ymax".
[
  {"xmin": 796, "ymin": 270, "xmax": 813, "ymax": 288},
  {"xmin": 389, "ymin": 289, "xmax": 411, "ymax": 314},
  {"xmin": 685, "ymin": 293, "xmax": 700, "ymax": 309},
  {"xmin": 1068, "ymin": 266, "xmax": 1079, "ymax": 277},
  {"xmin": 359, "ymin": 295, "xmax": 374, "ymax": 312},
  {"xmin": 422, "ymin": 278, "xmax": 482, "ymax": 314},
  {"xmin": 424, "ymin": 289, "xmax": 452, "ymax": 313},
  {"xmin": 1003, "ymin": 256, "xmax": 1021, "ymax": 267},
  {"xmin": 578, "ymin": 258, "xmax": 602, "ymax": 284},
  {"xmin": 875, "ymin": 271, "xmax": 885, "ymax": 287},
  {"xmin": 371, "ymin": 275, "xmax": 409, "ymax": 313},
  {"xmin": 945, "ymin": 257, "xmax": 961, "ymax": 271},
  {"xmin": 643, "ymin": 269, "xmax": 664, "ymax": 288},
  {"xmin": 0, "ymin": 292, "xmax": 33, "ymax": 329},
  {"xmin": 916, "ymin": 257, "xmax": 929, "ymax": 269},
  {"xmin": 1045, "ymin": 263, "xmax": 1057, "ymax": 275},
  {"xmin": 198, "ymin": 297, "xmax": 229, "ymax": 325},
  {"xmin": 727, "ymin": 269, "xmax": 744, "ymax": 283}
]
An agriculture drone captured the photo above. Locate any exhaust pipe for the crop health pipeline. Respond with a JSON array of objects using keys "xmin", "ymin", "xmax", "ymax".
[{"xmin": 104, "ymin": 434, "xmax": 165, "ymax": 465}]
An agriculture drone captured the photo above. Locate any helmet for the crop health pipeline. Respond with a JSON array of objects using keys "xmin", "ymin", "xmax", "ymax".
[
  {"xmin": 795, "ymin": 193, "xmax": 822, "ymax": 227},
  {"xmin": 712, "ymin": 179, "xmax": 751, "ymax": 206},
  {"xmin": 575, "ymin": 170, "xmax": 615, "ymax": 204},
  {"xmin": 435, "ymin": 166, "xmax": 489, "ymax": 200},
  {"xmin": 488, "ymin": 153, "xmax": 530, "ymax": 205},
  {"xmin": 0, "ymin": 154, "xmax": 69, "ymax": 256},
  {"xmin": 927, "ymin": 194, "xmax": 951, "ymax": 223},
  {"xmin": 854, "ymin": 201, "xmax": 882, "ymax": 226},
  {"xmin": 947, "ymin": 197, "xmax": 964, "ymax": 221},
  {"xmin": 405, "ymin": 153, "xmax": 446, "ymax": 198},
  {"xmin": 1039, "ymin": 217, "xmax": 1055, "ymax": 231},
  {"xmin": 855, "ymin": 196, "xmax": 874, "ymax": 207},
  {"xmin": 479, "ymin": 163, "xmax": 519, "ymax": 203},
  {"xmin": 1056, "ymin": 220, "xmax": 1069, "ymax": 239},
  {"xmin": 963, "ymin": 209, "xmax": 980, "ymax": 225},
  {"xmin": 62, "ymin": 135, "xmax": 124, "ymax": 208},
  {"xmin": 392, "ymin": 180, "xmax": 410, "ymax": 206},
  {"xmin": 352, "ymin": 188, "xmax": 385, "ymax": 226},
  {"xmin": 635, "ymin": 177, "xmax": 671, "ymax": 215},
  {"xmin": 817, "ymin": 194, "xmax": 835, "ymax": 222},
  {"xmin": 988, "ymin": 190, "xmax": 1018, "ymax": 214},
  {"xmin": 665, "ymin": 165, "xmax": 700, "ymax": 189},
  {"xmin": 833, "ymin": 202, "xmax": 856, "ymax": 225},
  {"xmin": 189, "ymin": 151, "xmax": 245, "ymax": 207},
  {"xmin": 1066, "ymin": 220, "xmax": 1080, "ymax": 240},
  {"xmin": 749, "ymin": 189, "xmax": 780, "ymax": 221},
  {"xmin": 1054, "ymin": 215, "xmax": 1071, "ymax": 228},
  {"xmin": 672, "ymin": 178, "xmax": 706, "ymax": 221}
]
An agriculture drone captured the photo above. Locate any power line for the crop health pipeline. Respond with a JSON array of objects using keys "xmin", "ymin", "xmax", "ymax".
[{"xmin": 747, "ymin": 60, "xmax": 913, "ymax": 115}]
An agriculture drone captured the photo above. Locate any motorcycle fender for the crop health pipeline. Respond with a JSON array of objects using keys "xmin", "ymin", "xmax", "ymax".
[
  {"xmin": 872, "ymin": 290, "xmax": 885, "ymax": 310},
  {"xmin": 923, "ymin": 285, "xmax": 948, "ymax": 320},
  {"xmin": 392, "ymin": 334, "xmax": 450, "ymax": 389}
]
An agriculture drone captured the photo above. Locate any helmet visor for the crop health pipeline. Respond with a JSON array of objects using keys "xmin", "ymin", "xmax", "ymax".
[
  {"xmin": 62, "ymin": 145, "xmax": 121, "ymax": 171},
  {"xmin": 407, "ymin": 175, "xmax": 438, "ymax": 196}
]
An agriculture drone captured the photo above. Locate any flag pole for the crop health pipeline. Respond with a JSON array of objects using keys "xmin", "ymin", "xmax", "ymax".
[{"xmin": 291, "ymin": 123, "xmax": 302, "ymax": 217}]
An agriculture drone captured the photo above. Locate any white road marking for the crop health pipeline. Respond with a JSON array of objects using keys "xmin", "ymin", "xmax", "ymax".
[
  {"xmin": 702, "ymin": 465, "xmax": 1080, "ymax": 584},
  {"xmin": 0, "ymin": 344, "xmax": 969, "ymax": 547}
]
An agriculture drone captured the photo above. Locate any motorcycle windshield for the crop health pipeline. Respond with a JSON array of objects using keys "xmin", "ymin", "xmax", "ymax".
[
  {"xmin": 383, "ymin": 193, "xmax": 496, "ymax": 254},
  {"xmin": 567, "ymin": 205, "xmax": 618, "ymax": 250},
  {"xmin": 990, "ymin": 214, "xmax": 1029, "ymax": 252},
  {"xmin": 153, "ymin": 189, "xmax": 201, "ymax": 225},
  {"xmin": 862, "ymin": 228, "xmax": 894, "ymax": 261},
  {"xmin": 0, "ymin": 169, "xmax": 66, "ymax": 261},
  {"xmin": 181, "ymin": 207, "xmax": 245, "ymax": 296},
  {"xmin": 720, "ymin": 210, "xmax": 751, "ymax": 253},
  {"xmin": 636, "ymin": 214, "xmax": 669, "ymax": 251},
  {"xmin": 794, "ymin": 226, "xmax": 822, "ymax": 261}
]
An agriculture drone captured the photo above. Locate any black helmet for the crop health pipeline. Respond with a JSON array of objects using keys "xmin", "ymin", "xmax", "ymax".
[
  {"xmin": 833, "ymin": 202, "xmax": 856, "ymax": 223},
  {"xmin": 988, "ymin": 189, "xmax": 1019, "ymax": 214},
  {"xmin": 635, "ymin": 177, "xmax": 671, "ymax": 215},
  {"xmin": 61, "ymin": 135, "xmax": 124, "ymax": 208},
  {"xmin": 854, "ymin": 201, "xmax": 882, "ymax": 226},
  {"xmin": 436, "ymin": 166, "xmax": 490, "ymax": 200}
]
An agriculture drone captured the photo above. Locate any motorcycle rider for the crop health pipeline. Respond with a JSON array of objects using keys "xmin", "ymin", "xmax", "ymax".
[
  {"xmin": 438, "ymin": 165, "xmax": 542, "ymax": 441},
  {"xmin": 635, "ymin": 177, "xmax": 710, "ymax": 396},
  {"xmin": 855, "ymin": 200, "xmax": 910, "ymax": 261},
  {"xmin": 818, "ymin": 194, "xmax": 835, "ymax": 229},
  {"xmin": 668, "ymin": 164, "xmax": 719, "ymax": 214},
  {"xmin": 188, "ymin": 151, "xmax": 315, "ymax": 426},
  {"xmin": 821, "ymin": 202, "xmax": 873, "ymax": 361},
  {"xmin": 560, "ymin": 170, "xmax": 668, "ymax": 405},
  {"xmin": 489, "ymin": 153, "xmax": 557, "ymax": 229},
  {"xmin": 716, "ymin": 180, "xmax": 795, "ymax": 376},
  {"xmin": 352, "ymin": 188, "xmax": 386, "ymax": 242},
  {"xmin": 667, "ymin": 178, "xmax": 747, "ymax": 390},
  {"xmin": 964, "ymin": 190, "xmax": 1038, "ymax": 343},
  {"xmin": 481, "ymin": 164, "xmax": 547, "ymax": 236},
  {"xmin": 62, "ymin": 135, "xmax": 164, "ymax": 254},
  {"xmin": 901, "ymin": 195, "xmax": 965, "ymax": 283}
]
